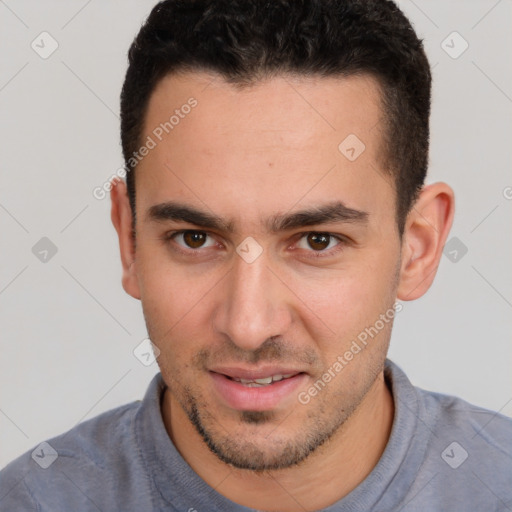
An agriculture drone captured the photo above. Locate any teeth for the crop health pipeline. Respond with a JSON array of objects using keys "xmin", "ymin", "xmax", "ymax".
[
  {"xmin": 253, "ymin": 376, "xmax": 273, "ymax": 385},
  {"xmin": 232, "ymin": 373, "xmax": 297, "ymax": 386}
]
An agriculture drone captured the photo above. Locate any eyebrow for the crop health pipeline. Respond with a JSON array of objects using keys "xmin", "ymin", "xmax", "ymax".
[{"xmin": 147, "ymin": 200, "xmax": 368, "ymax": 233}]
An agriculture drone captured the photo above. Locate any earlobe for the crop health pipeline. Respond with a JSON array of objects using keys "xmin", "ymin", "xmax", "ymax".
[
  {"xmin": 110, "ymin": 179, "xmax": 141, "ymax": 300},
  {"xmin": 397, "ymin": 182, "xmax": 455, "ymax": 301}
]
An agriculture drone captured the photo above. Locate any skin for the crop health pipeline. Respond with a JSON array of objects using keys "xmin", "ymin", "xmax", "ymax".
[{"xmin": 111, "ymin": 71, "xmax": 454, "ymax": 511}]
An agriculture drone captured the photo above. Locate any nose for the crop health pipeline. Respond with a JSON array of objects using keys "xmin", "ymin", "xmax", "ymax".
[{"xmin": 212, "ymin": 248, "xmax": 293, "ymax": 352}]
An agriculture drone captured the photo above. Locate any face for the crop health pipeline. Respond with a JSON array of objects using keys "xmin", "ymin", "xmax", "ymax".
[{"xmin": 131, "ymin": 72, "xmax": 402, "ymax": 470}]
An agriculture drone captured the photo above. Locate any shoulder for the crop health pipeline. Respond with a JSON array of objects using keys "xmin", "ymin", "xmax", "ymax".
[
  {"xmin": 418, "ymin": 386, "xmax": 512, "ymax": 455},
  {"xmin": 385, "ymin": 360, "xmax": 512, "ymax": 508},
  {"xmin": 0, "ymin": 400, "xmax": 144, "ymax": 510},
  {"xmin": 415, "ymin": 383, "xmax": 512, "ymax": 507},
  {"xmin": 386, "ymin": 359, "xmax": 512, "ymax": 456}
]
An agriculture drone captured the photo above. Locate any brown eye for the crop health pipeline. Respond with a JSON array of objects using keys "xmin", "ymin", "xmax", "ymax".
[
  {"xmin": 182, "ymin": 231, "xmax": 208, "ymax": 248},
  {"xmin": 306, "ymin": 233, "xmax": 331, "ymax": 251}
]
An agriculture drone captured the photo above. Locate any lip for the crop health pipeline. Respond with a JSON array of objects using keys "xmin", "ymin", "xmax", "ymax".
[
  {"xmin": 209, "ymin": 366, "xmax": 305, "ymax": 380},
  {"xmin": 209, "ymin": 370, "xmax": 308, "ymax": 411}
]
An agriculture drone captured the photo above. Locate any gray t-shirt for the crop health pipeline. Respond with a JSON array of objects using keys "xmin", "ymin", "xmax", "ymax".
[{"xmin": 1, "ymin": 359, "xmax": 511, "ymax": 511}]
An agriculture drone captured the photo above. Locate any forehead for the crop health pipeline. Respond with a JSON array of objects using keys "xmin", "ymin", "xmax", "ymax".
[
  {"xmin": 136, "ymin": 71, "xmax": 395, "ymax": 230},
  {"xmin": 144, "ymin": 71, "xmax": 384, "ymax": 146}
]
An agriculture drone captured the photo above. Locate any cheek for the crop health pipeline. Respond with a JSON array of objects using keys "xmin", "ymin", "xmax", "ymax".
[
  {"xmin": 136, "ymin": 242, "xmax": 219, "ymax": 327},
  {"xmin": 293, "ymin": 259, "xmax": 396, "ymax": 336},
  {"xmin": 286, "ymin": 256, "xmax": 399, "ymax": 380},
  {"xmin": 139, "ymin": 270, "xmax": 207, "ymax": 378}
]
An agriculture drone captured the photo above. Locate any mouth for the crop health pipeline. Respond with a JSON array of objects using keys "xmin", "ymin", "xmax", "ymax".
[
  {"xmin": 225, "ymin": 373, "xmax": 299, "ymax": 387},
  {"xmin": 209, "ymin": 368, "xmax": 308, "ymax": 411}
]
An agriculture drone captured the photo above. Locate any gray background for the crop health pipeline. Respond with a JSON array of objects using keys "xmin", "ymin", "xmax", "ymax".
[{"xmin": 1, "ymin": 0, "xmax": 511, "ymax": 468}]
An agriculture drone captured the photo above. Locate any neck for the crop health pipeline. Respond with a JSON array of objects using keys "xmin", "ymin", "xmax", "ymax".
[{"xmin": 162, "ymin": 372, "xmax": 394, "ymax": 512}]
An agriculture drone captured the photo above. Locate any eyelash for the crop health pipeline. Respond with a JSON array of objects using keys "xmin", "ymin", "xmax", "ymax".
[{"xmin": 162, "ymin": 230, "xmax": 347, "ymax": 259}]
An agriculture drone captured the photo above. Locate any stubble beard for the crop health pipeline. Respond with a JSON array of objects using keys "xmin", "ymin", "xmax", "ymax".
[{"xmin": 169, "ymin": 362, "xmax": 383, "ymax": 472}]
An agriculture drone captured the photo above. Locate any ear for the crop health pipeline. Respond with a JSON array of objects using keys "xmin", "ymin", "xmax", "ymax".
[
  {"xmin": 110, "ymin": 179, "xmax": 141, "ymax": 300},
  {"xmin": 397, "ymin": 182, "xmax": 455, "ymax": 301}
]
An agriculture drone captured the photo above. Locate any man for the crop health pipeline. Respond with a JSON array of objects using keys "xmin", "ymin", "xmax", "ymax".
[{"xmin": 1, "ymin": 0, "xmax": 511, "ymax": 510}]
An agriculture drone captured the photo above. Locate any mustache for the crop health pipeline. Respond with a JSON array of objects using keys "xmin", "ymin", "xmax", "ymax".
[{"xmin": 193, "ymin": 336, "xmax": 319, "ymax": 369}]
